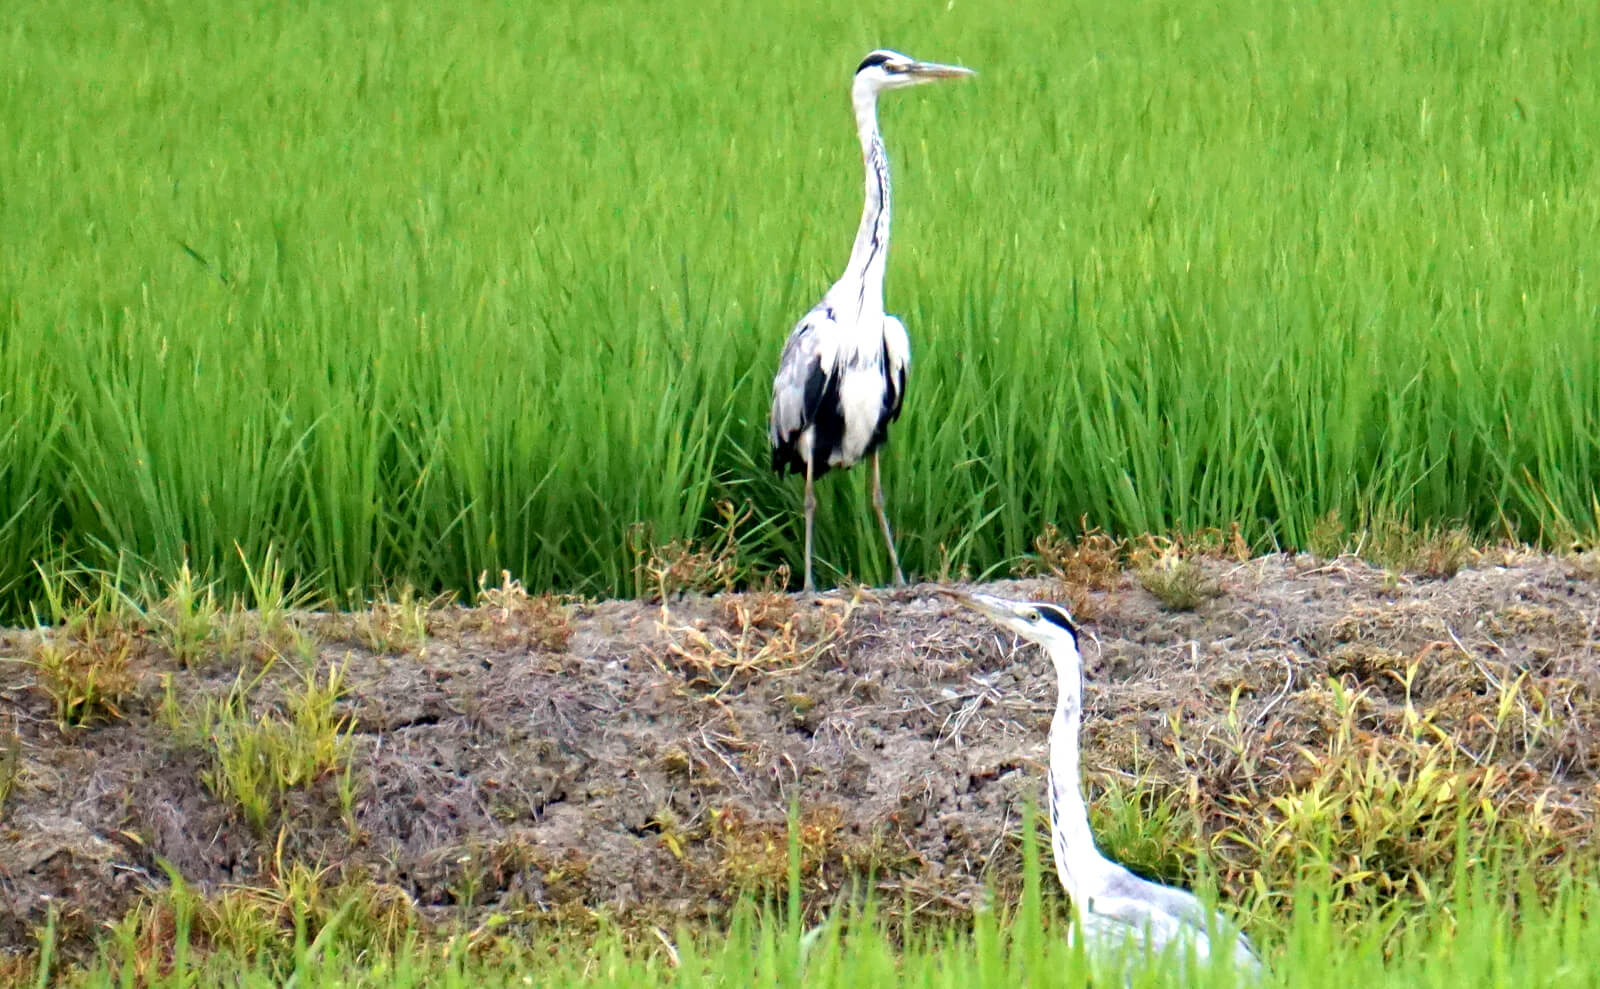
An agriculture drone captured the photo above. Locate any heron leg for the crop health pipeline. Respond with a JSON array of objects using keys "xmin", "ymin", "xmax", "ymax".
[
  {"xmin": 803, "ymin": 458, "xmax": 817, "ymax": 594},
  {"xmin": 870, "ymin": 452, "xmax": 906, "ymax": 586}
]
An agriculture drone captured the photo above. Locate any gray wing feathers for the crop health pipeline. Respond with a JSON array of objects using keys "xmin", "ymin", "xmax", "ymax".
[{"xmin": 769, "ymin": 311, "xmax": 839, "ymax": 447}]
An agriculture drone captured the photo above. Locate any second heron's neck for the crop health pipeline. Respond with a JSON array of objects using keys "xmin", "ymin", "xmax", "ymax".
[
  {"xmin": 837, "ymin": 89, "xmax": 891, "ymax": 318},
  {"xmin": 1045, "ymin": 654, "xmax": 1115, "ymax": 905}
]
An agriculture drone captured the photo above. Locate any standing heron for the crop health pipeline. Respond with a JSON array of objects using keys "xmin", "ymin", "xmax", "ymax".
[
  {"xmin": 769, "ymin": 49, "xmax": 974, "ymax": 592},
  {"xmin": 939, "ymin": 588, "xmax": 1264, "ymax": 976}
]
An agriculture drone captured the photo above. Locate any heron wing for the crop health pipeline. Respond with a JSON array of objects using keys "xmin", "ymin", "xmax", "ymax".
[
  {"xmin": 881, "ymin": 314, "xmax": 911, "ymax": 422},
  {"xmin": 769, "ymin": 307, "xmax": 842, "ymax": 461},
  {"xmin": 1090, "ymin": 877, "xmax": 1263, "ymax": 972}
]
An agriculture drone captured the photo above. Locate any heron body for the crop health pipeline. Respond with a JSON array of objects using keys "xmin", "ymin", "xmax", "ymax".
[
  {"xmin": 941, "ymin": 589, "xmax": 1264, "ymax": 978},
  {"xmin": 769, "ymin": 50, "xmax": 972, "ymax": 592}
]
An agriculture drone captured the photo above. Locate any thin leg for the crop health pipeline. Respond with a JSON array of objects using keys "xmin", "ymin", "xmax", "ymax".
[
  {"xmin": 803, "ymin": 458, "xmax": 817, "ymax": 593},
  {"xmin": 870, "ymin": 452, "xmax": 906, "ymax": 586}
]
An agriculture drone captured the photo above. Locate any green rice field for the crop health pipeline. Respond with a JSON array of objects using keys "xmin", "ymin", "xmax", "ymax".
[{"xmin": 2, "ymin": 0, "xmax": 1597, "ymax": 610}]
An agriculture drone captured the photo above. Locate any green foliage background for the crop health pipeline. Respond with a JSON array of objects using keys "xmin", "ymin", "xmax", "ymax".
[{"xmin": 2, "ymin": 0, "xmax": 1596, "ymax": 614}]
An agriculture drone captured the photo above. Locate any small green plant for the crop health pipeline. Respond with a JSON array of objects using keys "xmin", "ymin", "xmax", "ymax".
[
  {"xmin": 1086, "ymin": 775, "xmax": 1197, "ymax": 886},
  {"xmin": 1132, "ymin": 542, "xmax": 1219, "ymax": 611},
  {"xmin": 170, "ymin": 661, "xmax": 355, "ymax": 833},
  {"xmin": 0, "ymin": 730, "xmax": 19, "ymax": 820},
  {"xmin": 352, "ymin": 583, "xmax": 434, "ymax": 655},
  {"xmin": 149, "ymin": 560, "xmax": 223, "ymax": 666},
  {"xmin": 27, "ymin": 562, "xmax": 145, "ymax": 727},
  {"xmin": 235, "ymin": 544, "xmax": 319, "ymax": 655}
]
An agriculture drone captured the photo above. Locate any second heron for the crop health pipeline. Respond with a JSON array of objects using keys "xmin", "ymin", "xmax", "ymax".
[{"xmin": 768, "ymin": 49, "xmax": 974, "ymax": 593}]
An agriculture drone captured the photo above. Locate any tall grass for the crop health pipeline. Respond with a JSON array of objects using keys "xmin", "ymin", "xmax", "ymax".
[
  {"xmin": 50, "ymin": 860, "xmax": 1600, "ymax": 987},
  {"xmin": 2, "ymin": 0, "xmax": 1597, "ymax": 614}
]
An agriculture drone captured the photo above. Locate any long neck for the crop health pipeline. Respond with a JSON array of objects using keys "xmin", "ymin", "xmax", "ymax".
[
  {"xmin": 1044, "ymin": 645, "xmax": 1113, "ymax": 906},
  {"xmin": 835, "ymin": 83, "xmax": 891, "ymax": 318}
]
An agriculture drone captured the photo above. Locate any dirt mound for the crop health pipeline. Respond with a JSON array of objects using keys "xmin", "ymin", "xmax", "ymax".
[{"xmin": 2, "ymin": 553, "xmax": 1598, "ymax": 957}]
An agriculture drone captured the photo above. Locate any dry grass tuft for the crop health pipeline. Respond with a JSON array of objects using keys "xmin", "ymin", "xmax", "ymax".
[
  {"xmin": 351, "ymin": 583, "xmax": 444, "ymax": 656},
  {"xmin": 653, "ymin": 595, "xmax": 853, "ymax": 698},
  {"xmin": 631, "ymin": 501, "xmax": 753, "ymax": 601},
  {"xmin": 32, "ymin": 630, "xmax": 137, "ymax": 727},
  {"xmin": 1022, "ymin": 519, "xmax": 1125, "ymax": 618},
  {"xmin": 102, "ymin": 858, "xmax": 420, "ymax": 978},
  {"xmin": 475, "ymin": 570, "xmax": 574, "ymax": 652}
]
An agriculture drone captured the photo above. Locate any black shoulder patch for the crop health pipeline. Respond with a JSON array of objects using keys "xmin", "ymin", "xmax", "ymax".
[
  {"xmin": 1036, "ymin": 605, "xmax": 1079, "ymax": 637},
  {"xmin": 857, "ymin": 52, "xmax": 893, "ymax": 74}
]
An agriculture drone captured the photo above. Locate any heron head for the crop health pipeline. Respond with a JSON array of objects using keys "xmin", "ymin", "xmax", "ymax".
[
  {"xmin": 854, "ymin": 49, "xmax": 975, "ymax": 95},
  {"xmin": 938, "ymin": 588, "xmax": 1082, "ymax": 671}
]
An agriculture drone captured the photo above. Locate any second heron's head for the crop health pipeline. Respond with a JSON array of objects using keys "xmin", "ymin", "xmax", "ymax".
[
  {"xmin": 853, "ymin": 49, "xmax": 975, "ymax": 95},
  {"xmin": 939, "ymin": 589, "xmax": 1082, "ymax": 675}
]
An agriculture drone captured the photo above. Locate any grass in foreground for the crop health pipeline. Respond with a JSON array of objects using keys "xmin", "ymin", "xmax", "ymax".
[
  {"xmin": 31, "ymin": 851, "xmax": 1600, "ymax": 989},
  {"xmin": 1, "ymin": 0, "xmax": 1598, "ymax": 617}
]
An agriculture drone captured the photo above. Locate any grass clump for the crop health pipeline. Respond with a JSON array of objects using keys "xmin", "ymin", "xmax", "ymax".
[
  {"xmin": 1163, "ymin": 670, "xmax": 1586, "ymax": 947},
  {"xmin": 24, "ymin": 564, "xmax": 145, "ymax": 727},
  {"xmin": 1309, "ymin": 510, "xmax": 1476, "ymax": 579},
  {"xmin": 1133, "ymin": 539, "xmax": 1221, "ymax": 612},
  {"xmin": 97, "ymin": 862, "xmax": 418, "ymax": 983},
  {"xmin": 148, "ymin": 560, "xmax": 224, "ymax": 666},
  {"xmin": 163, "ymin": 662, "xmax": 356, "ymax": 834},
  {"xmin": 351, "ymin": 583, "xmax": 438, "ymax": 656}
]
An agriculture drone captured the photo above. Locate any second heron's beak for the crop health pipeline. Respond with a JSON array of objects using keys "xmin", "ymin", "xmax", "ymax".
[
  {"xmin": 906, "ymin": 60, "xmax": 976, "ymax": 83},
  {"xmin": 936, "ymin": 587, "xmax": 1024, "ymax": 626}
]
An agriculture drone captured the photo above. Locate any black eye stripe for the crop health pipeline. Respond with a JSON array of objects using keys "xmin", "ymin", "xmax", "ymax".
[
  {"xmin": 1034, "ymin": 605, "xmax": 1080, "ymax": 637},
  {"xmin": 856, "ymin": 52, "xmax": 900, "ymax": 74}
]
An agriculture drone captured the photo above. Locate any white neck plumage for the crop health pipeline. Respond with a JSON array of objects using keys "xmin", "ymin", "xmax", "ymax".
[
  {"xmin": 1043, "ymin": 641, "xmax": 1116, "ymax": 907},
  {"xmin": 834, "ymin": 82, "xmax": 891, "ymax": 320}
]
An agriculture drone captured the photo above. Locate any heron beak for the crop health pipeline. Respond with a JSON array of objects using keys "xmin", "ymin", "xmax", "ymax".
[
  {"xmin": 936, "ymin": 588, "xmax": 1024, "ymax": 625},
  {"xmin": 905, "ymin": 60, "xmax": 976, "ymax": 82}
]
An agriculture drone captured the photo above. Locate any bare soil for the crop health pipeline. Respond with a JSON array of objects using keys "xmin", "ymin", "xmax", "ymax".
[{"xmin": 3, "ymin": 552, "xmax": 1598, "ymax": 958}]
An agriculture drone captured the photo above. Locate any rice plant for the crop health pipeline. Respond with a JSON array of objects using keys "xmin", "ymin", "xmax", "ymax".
[{"xmin": 1, "ymin": 0, "xmax": 1596, "ymax": 615}]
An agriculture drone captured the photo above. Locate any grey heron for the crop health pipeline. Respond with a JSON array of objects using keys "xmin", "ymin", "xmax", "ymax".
[
  {"xmin": 940, "ymin": 588, "xmax": 1264, "ymax": 977},
  {"xmin": 769, "ymin": 50, "xmax": 974, "ymax": 593}
]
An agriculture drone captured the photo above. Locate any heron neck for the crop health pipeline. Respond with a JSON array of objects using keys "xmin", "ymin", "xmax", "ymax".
[
  {"xmin": 1045, "ymin": 648, "xmax": 1113, "ymax": 905},
  {"xmin": 836, "ymin": 86, "xmax": 890, "ymax": 318}
]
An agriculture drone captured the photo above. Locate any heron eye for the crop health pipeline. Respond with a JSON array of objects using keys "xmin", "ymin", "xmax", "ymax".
[{"xmin": 1026, "ymin": 610, "xmax": 1040, "ymax": 622}]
